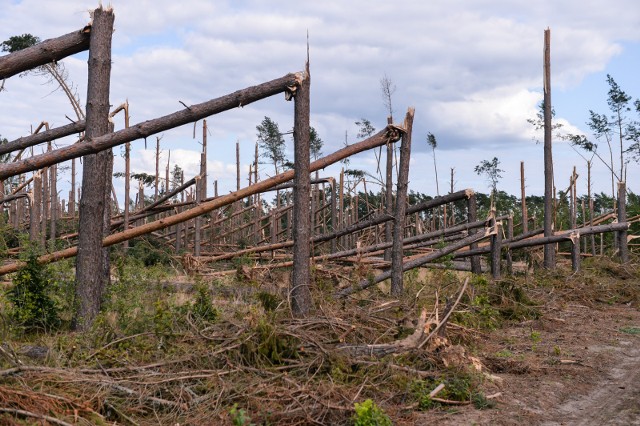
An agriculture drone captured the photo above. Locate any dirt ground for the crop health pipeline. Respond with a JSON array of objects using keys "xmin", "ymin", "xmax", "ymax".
[{"xmin": 418, "ymin": 293, "xmax": 640, "ymax": 425}]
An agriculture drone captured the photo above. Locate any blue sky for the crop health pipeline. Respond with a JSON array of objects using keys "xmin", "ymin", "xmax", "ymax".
[{"xmin": 1, "ymin": 0, "xmax": 639, "ymax": 204}]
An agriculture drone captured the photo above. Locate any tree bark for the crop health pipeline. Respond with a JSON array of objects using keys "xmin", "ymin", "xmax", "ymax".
[
  {"xmin": 0, "ymin": 121, "xmax": 85, "ymax": 157},
  {"xmin": 617, "ymin": 181, "xmax": 629, "ymax": 263},
  {"xmin": 390, "ymin": 108, "xmax": 414, "ymax": 295},
  {"xmin": 0, "ymin": 124, "xmax": 403, "ymax": 275},
  {"xmin": 467, "ymin": 194, "xmax": 482, "ymax": 273},
  {"xmin": 291, "ymin": 67, "xmax": 312, "ymax": 317},
  {"xmin": 0, "ymin": 72, "xmax": 305, "ymax": 180},
  {"xmin": 74, "ymin": 7, "xmax": 114, "ymax": 331},
  {"xmin": 0, "ymin": 27, "xmax": 90, "ymax": 80},
  {"xmin": 543, "ymin": 28, "xmax": 556, "ymax": 269}
]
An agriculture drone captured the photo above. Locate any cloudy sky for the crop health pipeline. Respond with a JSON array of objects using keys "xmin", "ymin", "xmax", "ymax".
[{"xmin": 1, "ymin": 0, "xmax": 639, "ymax": 205}]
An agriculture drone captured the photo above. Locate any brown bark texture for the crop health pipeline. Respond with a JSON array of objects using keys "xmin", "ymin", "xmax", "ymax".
[
  {"xmin": 0, "ymin": 73, "xmax": 304, "ymax": 180},
  {"xmin": 74, "ymin": 7, "xmax": 114, "ymax": 331},
  {"xmin": 290, "ymin": 68, "xmax": 312, "ymax": 317},
  {"xmin": 0, "ymin": 27, "xmax": 90, "ymax": 80}
]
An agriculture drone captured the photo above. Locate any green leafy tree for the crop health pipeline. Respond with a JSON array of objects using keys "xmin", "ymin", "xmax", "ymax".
[
  {"xmin": 309, "ymin": 126, "xmax": 323, "ymax": 160},
  {"xmin": 256, "ymin": 116, "xmax": 286, "ymax": 175},
  {"xmin": 474, "ymin": 157, "xmax": 504, "ymax": 202}
]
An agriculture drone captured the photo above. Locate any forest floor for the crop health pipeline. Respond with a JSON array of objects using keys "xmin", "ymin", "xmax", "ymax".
[
  {"xmin": 0, "ymin": 252, "xmax": 638, "ymax": 425},
  {"xmin": 418, "ymin": 272, "xmax": 640, "ymax": 425}
]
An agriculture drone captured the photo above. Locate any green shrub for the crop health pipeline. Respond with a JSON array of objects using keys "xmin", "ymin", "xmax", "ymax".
[
  {"xmin": 191, "ymin": 284, "xmax": 219, "ymax": 322},
  {"xmin": 352, "ymin": 399, "xmax": 392, "ymax": 426},
  {"xmin": 7, "ymin": 254, "xmax": 60, "ymax": 332}
]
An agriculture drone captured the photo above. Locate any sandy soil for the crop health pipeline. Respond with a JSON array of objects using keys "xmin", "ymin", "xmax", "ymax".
[{"xmin": 417, "ymin": 300, "xmax": 640, "ymax": 425}]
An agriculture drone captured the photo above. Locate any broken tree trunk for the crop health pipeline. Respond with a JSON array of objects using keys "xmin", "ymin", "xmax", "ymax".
[
  {"xmin": 336, "ymin": 228, "xmax": 492, "ymax": 298},
  {"xmin": 74, "ymin": 6, "xmax": 114, "ymax": 331},
  {"xmin": 0, "ymin": 27, "xmax": 91, "ymax": 80},
  {"xmin": 0, "ymin": 124, "xmax": 404, "ymax": 275},
  {"xmin": 390, "ymin": 108, "xmax": 414, "ymax": 296},
  {"xmin": 0, "ymin": 121, "xmax": 85, "ymax": 157},
  {"xmin": 0, "ymin": 72, "xmax": 305, "ymax": 180},
  {"xmin": 543, "ymin": 28, "xmax": 556, "ymax": 269},
  {"xmin": 290, "ymin": 66, "xmax": 312, "ymax": 317}
]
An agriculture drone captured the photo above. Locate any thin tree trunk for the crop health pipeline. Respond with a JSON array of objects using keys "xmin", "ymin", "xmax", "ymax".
[
  {"xmin": 384, "ymin": 117, "xmax": 393, "ymax": 261},
  {"xmin": 617, "ymin": 181, "xmax": 629, "ymax": 263},
  {"xmin": 390, "ymin": 108, "xmax": 414, "ymax": 295},
  {"xmin": 520, "ymin": 161, "xmax": 528, "ymax": 234},
  {"xmin": 543, "ymin": 28, "xmax": 555, "ymax": 269}
]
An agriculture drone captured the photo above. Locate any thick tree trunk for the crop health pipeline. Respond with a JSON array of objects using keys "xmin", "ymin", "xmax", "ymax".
[
  {"xmin": 291, "ymin": 67, "xmax": 312, "ymax": 317},
  {"xmin": 74, "ymin": 7, "xmax": 114, "ymax": 331},
  {"xmin": 390, "ymin": 108, "xmax": 414, "ymax": 295},
  {"xmin": 0, "ymin": 27, "xmax": 90, "ymax": 80},
  {"xmin": 0, "ymin": 72, "xmax": 305, "ymax": 180}
]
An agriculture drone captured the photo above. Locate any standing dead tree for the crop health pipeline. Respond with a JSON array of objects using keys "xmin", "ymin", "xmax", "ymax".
[{"xmin": 74, "ymin": 7, "xmax": 114, "ymax": 331}]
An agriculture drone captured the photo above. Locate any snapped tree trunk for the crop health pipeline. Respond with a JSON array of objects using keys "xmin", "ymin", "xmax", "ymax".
[
  {"xmin": 390, "ymin": 108, "xmax": 414, "ymax": 295},
  {"xmin": 74, "ymin": 6, "xmax": 114, "ymax": 331},
  {"xmin": 543, "ymin": 28, "xmax": 556, "ymax": 269},
  {"xmin": 290, "ymin": 66, "xmax": 313, "ymax": 317}
]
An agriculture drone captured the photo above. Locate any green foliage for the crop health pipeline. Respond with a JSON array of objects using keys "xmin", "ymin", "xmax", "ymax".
[
  {"xmin": 257, "ymin": 116, "xmax": 286, "ymax": 173},
  {"xmin": 474, "ymin": 157, "xmax": 504, "ymax": 198},
  {"xmin": 7, "ymin": 253, "xmax": 60, "ymax": 333},
  {"xmin": 126, "ymin": 238, "xmax": 174, "ymax": 266},
  {"xmin": 190, "ymin": 284, "xmax": 219, "ymax": 322},
  {"xmin": 413, "ymin": 371, "xmax": 488, "ymax": 411},
  {"xmin": 240, "ymin": 318, "xmax": 298, "ymax": 366},
  {"xmin": 229, "ymin": 404, "xmax": 254, "ymax": 426},
  {"xmin": 310, "ymin": 126, "xmax": 324, "ymax": 160},
  {"xmin": 355, "ymin": 118, "xmax": 376, "ymax": 139},
  {"xmin": 256, "ymin": 291, "xmax": 280, "ymax": 312},
  {"xmin": 1, "ymin": 34, "xmax": 40, "ymax": 52},
  {"xmin": 352, "ymin": 399, "xmax": 392, "ymax": 426}
]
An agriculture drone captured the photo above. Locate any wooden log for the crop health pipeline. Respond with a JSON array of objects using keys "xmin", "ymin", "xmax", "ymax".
[
  {"xmin": 0, "ymin": 125, "xmax": 404, "ymax": 275},
  {"xmin": 0, "ymin": 122, "xmax": 85, "ymax": 157},
  {"xmin": 467, "ymin": 193, "xmax": 482, "ymax": 274},
  {"xmin": 0, "ymin": 73, "xmax": 305, "ymax": 180},
  {"xmin": 490, "ymin": 215, "xmax": 502, "ymax": 280},
  {"xmin": 0, "ymin": 27, "xmax": 90, "ymax": 80},
  {"xmin": 391, "ymin": 108, "xmax": 414, "ymax": 295},
  {"xmin": 336, "ymin": 228, "xmax": 493, "ymax": 297}
]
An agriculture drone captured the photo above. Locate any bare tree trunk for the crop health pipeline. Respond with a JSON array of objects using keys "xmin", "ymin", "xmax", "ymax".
[
  {"xmin": 520, "ymin": 161, "xmax": 528, "ymax": 234},
  {"xmin": 384, "ymin": 117, "xmax": 393, "ymax": 261},
  {"xmin": 467, "ymin": 193, "xmax": 482, "ymax": 273},
  {"xmin": 0, "ymin": 28, "xmax": 90, "ymax": 80},
  {"xmin": 74, "ymin": 7, "xmax": 114, "ymax": 331},
  {"xmin": 390, "ymin": 108, "xmax": 414, "ymax": 296},
  {"xmin": 588, "ymin": 161, "xmax": 596, "ymax": 256},
  {"xmin": 0, "ymin": 126, "xmax": 404, "ymax": 276},
  {"xmin": 0, "ymin": 73, "xmax": 304, "ymax": 180},
  {"xmin": 290, "ymin": 66, "xmax": 312, "ymax": 318},
  {"xmin": 490, "ymin": 213, "xmax": 502, "ymax": 279},
  {"xmin": 30, "ymin": 172, "xmax": 42, "ymax": 244},
  {"xmin": 543, "ymin": 28, "xmax": 555, "ymax": 269},
  {"xmin": 617, "ymin": 181, "xmax": 629, "ymax": 263}
]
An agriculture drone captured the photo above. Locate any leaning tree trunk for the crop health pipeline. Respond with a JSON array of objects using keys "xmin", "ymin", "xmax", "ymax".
[{"xmin": 74, "ymin": 6, "xmax": 114, "ymax": 331}]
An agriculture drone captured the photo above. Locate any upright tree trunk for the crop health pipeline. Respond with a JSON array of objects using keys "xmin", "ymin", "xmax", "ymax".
[
  {"xmin": 390, "ymin": 108, "xmax": 414, "ymax": 296},
  {"xmin": 520, "ymin": 161, "xmax": 528, "ymax": 234},
  {"xmin": 384, "ymin": 117, "xmax": 393, "ymax": 261},
  {"xmin": 74, "ymin": 7, "xmax": 114, "ymax": 331},
  {"xmin": 542, "ymin": 28, "xmax": 555, "ymax": 269},
  {"xmin": 617, "ymin": 181, "xmax": 629, "ymax": 263},
  {"xmin": 467, "ymin": 193, "xmax": 482, "ymax": 274},
  {"xmin": 291, "ymin": 67, "xmax": 312, "ymax": 317}
]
